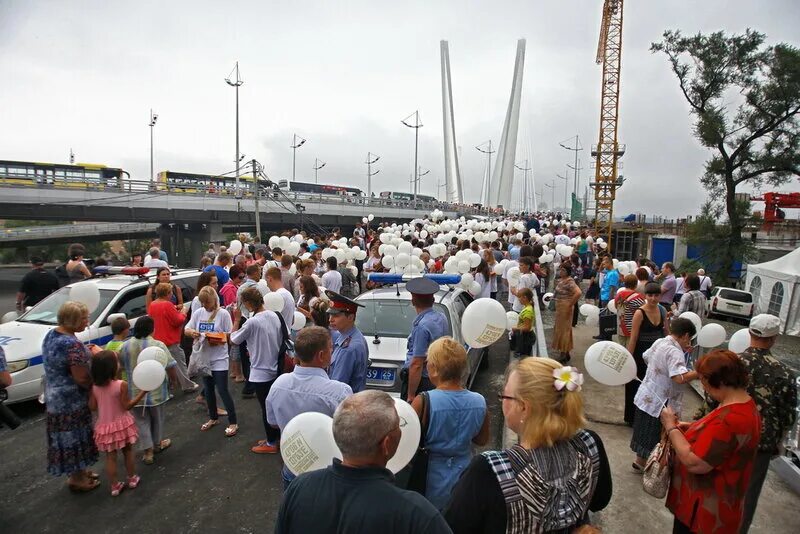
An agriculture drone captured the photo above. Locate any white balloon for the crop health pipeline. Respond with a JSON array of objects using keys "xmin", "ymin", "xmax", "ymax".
[
  {"xmin": 469, "ymin": 281, "xmax": 481, "ymax": 295},
  {"xmin": 257, "ymin": 279, "xmax": 270, "ymax": 296},
  {"xmin": 579, "ymin": 304, "xmax": 600, "ymax": 317},
  {"xmin": 586, "ymin": 313, "xmax": 600, "ymax": 327},
  {"xmin": 727, "ymin": 328, "xmax": 750, "ymax": 354},
  {"xmin": 289, "ymin": 264, "xmax": 297, "ymax": 276},
  {"xmin": 287, "ymin": 242, "xmax": 301, "ymax": 256},
  {"xmin": 444, "ymin": 258, "xmax": 459, "ymax": 274},
  {"xmin": 584, "ymin": 341, "xmax": 637, "ymax": 386},
  {"xmin": 420, "ymin": 230, "xmax": 428, "ymax": 239},
  {"xmin": 362, "ymin": 217, "xmax": 369, "ymax": 224},
  {"xmin": 1, "ymin": 311, "xmax": 19, "ymax": 324},
  {"xmin": 335, "ymin": 249, "xmax": 346, "ymax": 263},
  {"xmin": 398, "ymin": 242, "xmax": 413, "ymax": 255},
  {"xmin": 321, "ymin": 248, "xmax": 334, "ymax": 260},
  {"xmin": 280, "ymin": 412, "xmax": 342, "ymax": 475},
  {"xmin": 460, "ymin": 273, "xmax": 474, "ymax": 287},
  {"xmin": 412, "ymin": 247, "xmax": 423, "ymax": 257},
  {"xmin": 379, "ymin": 233, "xmax": 392, "ymax": 244},
  {"xmin": 493, "ymin": 263, "xmax": 505, "ymax": 276},
  {"xmin": 268, "ymin": 236, "xmax": 280, "ymax": 249},
  {"xmin": 468, "ymin": 253, "xmax": 481, "ymax": 268},
  {"xmin": 506, "ymin": 311, "xmax": 520, "ymax": 330},
  {"xmin": 607, "ymin": 299, "xmax": 617, "ymax": 315},
  {"xmin": 356, "ymin": 250, "xmax": 368, "ymax": 261},
  {"xmin": 228, "ymin": 239, "xmax": 243, "ymax": 255},
  {"xmin": 132, "ymin": 359, "xmax": 167, "ymax": 392},
  {"xmin": 138, "ymin": 346, "xmax": 168, "ymax": 367},
  {"xmin": 383, "ymin": 245, "xmax": 398, "ymax": 258},
  {"xmin": 279, "ymin": 236, "xmax": 291, "ymax": 250},
  {"xmin": 69, "ymin": 282, "xmax": 101, "ymax": 313},
  {"xmin": 457, "ymin": 260, "xmax": 471, "ymax": 274},
  {"xmin": 542, "ymin": 292, "xmax": 554, "ymax": 304},
  {"xmin": 300, "ymin": 252, "xmax": 311, "ymax": 260},
  {"xmin": 382, "ymin": 255, "xmax": 395, "ymax": 268},
  {"xmin": 385, "ymin": 397, "xmax": 421, "ymax": 473},
  {"xmin": 697, "ymin": 323, "xmax": 727, "ymax": 348},
  {"xmin": 395, "ymin": 253, "xmax": 411, "ymax": 268},
  {"xmin": 265, "ymin": 293, "xmax": 284, "ymax": 312},
  {"xmin": 461, "ymin": 298, "xmax": 508, "ymax": 348},
  {"xmin": 292, "ymin": 311, "xmax": 307, "ymax": 331},
  {"xmin": 680, "ymin": 312, "xmax": 703, "ymax": 338},
  {"xmin": 600, "ymin": 242, "xmax": 608, "ymax": 250},
  {"xmin": 506, "ymin": 267, "xmax": 521, "ymax": 286},
  {"xmin": 368, "ymin": 213, "xmax": 375, "ymax": 221}
]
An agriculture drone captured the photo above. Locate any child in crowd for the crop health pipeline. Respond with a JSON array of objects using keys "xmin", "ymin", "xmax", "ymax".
[
  {"xmin": 512, "ymin": 288, "xmax": 535, "ymax": 357},
  {"xmin": 89, "ymin": 351, "xmax": 147, "ymax": 497},
  {"xmin": 104, "ymin": 316, "xmax": 131, "ymax": 355}
]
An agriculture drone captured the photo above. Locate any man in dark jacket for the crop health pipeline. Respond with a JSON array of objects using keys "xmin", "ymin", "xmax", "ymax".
[{"xmin": 275, "ymin": 390, "xmax": 452, "ymax": 534}]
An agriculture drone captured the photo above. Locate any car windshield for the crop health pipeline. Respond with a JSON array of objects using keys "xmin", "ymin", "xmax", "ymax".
[
  {"xmin": 719, "ymin": 289, "xmax": 752, "ymax": 303},
  {"xmin": 356, "ymin": 300, "xmax": 452, "ymax": 338},
  {"xmin": 18, "ymin": 286, "xmax": 116, "ymax": 325}
]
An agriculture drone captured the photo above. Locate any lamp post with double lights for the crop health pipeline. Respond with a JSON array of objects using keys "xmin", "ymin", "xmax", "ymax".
[
  {"xmin": 149, "ymin": 110, "xmax": 158, "ymax": 185},
  {"xmin": 366, "ymin": 152, "xmax": 380, "ymax": 200},
  {"xmin": 475, "ymin": 140, "xmax": 495, "ymax": 207},
  {"xmin": 401, "ymin": 111, "xmax": 423, "ymax": 207},
  {"xmin": 291, "ymin": 134, "xmax": 306, "ymax": 183},
  {"xmin": 313, "ymin": 158, "xmax": 326, "ymax": 184},
  {"xmin": 225, "ymin": 61, "xmax": 244, "ymax": 198},
  {"xmin": 515, "ymin": 160, "xmax": 531, "ymax": 213}
]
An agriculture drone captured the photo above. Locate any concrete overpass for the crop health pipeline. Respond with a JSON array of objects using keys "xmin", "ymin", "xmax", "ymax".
[
  {"xmin": 0, "ymin": 182, "xmax": 482, "ymax": 266},
  {"xmin": 0, "ymin": 222, "xmax": 161, "ymax": 245}
]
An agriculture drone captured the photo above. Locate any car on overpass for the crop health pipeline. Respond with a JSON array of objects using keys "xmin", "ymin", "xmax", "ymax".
[
  {"xmin": 354, "ymin": 277, "xmax": 487, "ymax": 398},
  {"xmin": 0, "ymin": 268, "xmax": 201, "ymax": 404}
]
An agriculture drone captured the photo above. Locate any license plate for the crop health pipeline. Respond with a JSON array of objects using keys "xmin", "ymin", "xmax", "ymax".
[
  {"xmin": 366, "ymin": 367, "xmax": 396, "ymax": 386},
  {"xmin": 728, "ymin": 303, "xmax": 742, "ymax": 309}
]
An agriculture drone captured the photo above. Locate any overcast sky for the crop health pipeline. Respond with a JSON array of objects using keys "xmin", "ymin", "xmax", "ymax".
[{"xmin": 2, "ymin": 0, "xmax": 798, "ymax": 218}]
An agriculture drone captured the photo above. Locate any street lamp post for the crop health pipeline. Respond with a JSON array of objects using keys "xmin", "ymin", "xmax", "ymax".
[
  {"xmin": 148, "ymin": 110, "xmax": 158, "ymax": 184},
  {"xmin": 544, "ymin": 180, "xmax": 556, "ymax": 210},
  {"xmin": 366, "ymin": 152, "xmax": 380, "ymax": 200},
  {"xmin": 557, "ymin": 167, "xmax": 569, "ymax": 212},
  {"xmin": 476, "ymin": 140, "xmax": 495, "ymax": 207},
  {"xmin": 225, "ymin": 61, "xmax": 244, "ymax": 198},
  {"xmin": 313, "ymin": 158, "xmax": 326, "ymax": 183},
  {"xmin": 514, "ymin": 160, "xmax": 531, "ymax": 213},
  {"xmin": 291, "ymin": 134, "xmax": 306, "ymax": 183},
  {"xmin": 401, "ymin": 111, "xmax": 423, "ymax": 207},
  {"xmin": 559, "ymin": 135, "xmax": 583, "ymax": 218}
]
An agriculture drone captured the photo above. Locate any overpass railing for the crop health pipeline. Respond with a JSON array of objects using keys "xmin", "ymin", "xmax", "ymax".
[
  {"xmin": 0, "ymin": 174, "xmax": 499, "ymax": 217},
  {"xmin": 0, "ymin": 222, "xmax": 159, "ymax": 241}
]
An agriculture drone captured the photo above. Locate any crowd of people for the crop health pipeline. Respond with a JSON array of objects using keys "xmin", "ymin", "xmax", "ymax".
[{"xmin": 4, "ymin": 210, "xmax": 795, "ymax": 533}]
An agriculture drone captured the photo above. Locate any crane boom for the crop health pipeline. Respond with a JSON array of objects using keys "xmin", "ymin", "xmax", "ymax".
[{"xmin": 592, "ymin": 0, "xmax": 625, "ymax": 249}]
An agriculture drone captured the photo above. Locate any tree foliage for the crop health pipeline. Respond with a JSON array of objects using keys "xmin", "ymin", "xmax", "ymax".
[{"xmin": 652, "ymin": 29, "xmax": 800, "ymax": 280}]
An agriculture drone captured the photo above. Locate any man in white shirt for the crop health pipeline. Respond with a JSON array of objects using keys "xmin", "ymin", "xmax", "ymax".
[
  {"xmin": 322, "ymin": 257, "xmax": 343, "ymax": 293},
  {"xmin": 143, "ymin": 248, "xmax": 169, "ymax": 269},
  {"xmin": 266, "ymin": 266, "xmax": 295, "ymax": 330},
  {"xmin": 229, "ymin": 286, "xmax": 283, "ymax": 454},
  {"xmin": 262, "ymin": 247, "xmax": 282, "ymax": 280},
  {"xmin": 697, "ymin": 268, "xmax": 713, "ymax": 297}
]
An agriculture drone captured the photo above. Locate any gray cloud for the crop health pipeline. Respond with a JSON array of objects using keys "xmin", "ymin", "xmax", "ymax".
[{"xmin": 1, "ymin": 0, "xmax": 798, "ymax": 218}]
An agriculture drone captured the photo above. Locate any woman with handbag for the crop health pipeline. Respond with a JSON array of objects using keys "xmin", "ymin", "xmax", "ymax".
[
  {"xmin": 630, "ymin": 318, "xmax": 697, "ymax": 472},
  {"xmin": 185, "ymin": 286, "xmax": 237, "ymax": 437},
  {"xmin": 444, "ymin": 357, "xmax": 611, "ymax": 533},
  {"xmin": 552, "ymin": 264, "xmax": 582, "ymax": 363},
  {"xmin": 660, "ymin": 350, "xmax": 761, "ymax": 534},
  {"xmin": 410, "ymin": 337, "xmax": 489, "ymax": 510}
]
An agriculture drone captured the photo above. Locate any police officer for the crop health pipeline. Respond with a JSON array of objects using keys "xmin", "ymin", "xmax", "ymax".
[
  {"xmin": 401, "ymin": 277, "xmax": 448, "ymax": 403},
  {"xmin": 326, "ymin": 290, "xmax": 370, "ymax": 393}
]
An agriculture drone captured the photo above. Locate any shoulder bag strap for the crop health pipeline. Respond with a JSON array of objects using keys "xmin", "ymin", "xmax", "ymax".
[{"xmin": 419, "ymin": 391, "xmax": 430, "ymax": 447}]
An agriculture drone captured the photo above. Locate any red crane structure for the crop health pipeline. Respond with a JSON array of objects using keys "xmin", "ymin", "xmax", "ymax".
[{"xmin": 750, "ymin": 192, "xmax": 800, "ymax": 229}]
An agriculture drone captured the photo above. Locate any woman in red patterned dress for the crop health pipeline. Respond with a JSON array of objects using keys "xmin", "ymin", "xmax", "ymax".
[{"xmin": 660, "ymin": 349, "xmax": 761, "ymax": 534}]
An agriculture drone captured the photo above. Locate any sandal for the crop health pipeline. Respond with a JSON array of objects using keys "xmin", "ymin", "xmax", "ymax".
[
  {"xmin": 127, "ymin": 475, "xmax": 141, "ymax": 489},
  {"xmin": 111, "ymin": 481, "xmax": 125, "ymax": 497},
  {"xmin": 201, "ymin": 420, "xmax": 219, "ymax": 431},
  {"xmin": 217, "ymin": 408, "xmax": 228, "ymax": 416},
  {"xmin": 154, "ymin": 439, "xmax": 171, "ymax": 453},
  {"xmin": 85, "ymin": 470, "xmax": 100, "ymax": 480},
  {"xmin": 68, "ymin": 478, "xmax": 100, "ymax": 493},
  {"xmin": 224, "ymin": 424, "xmax": 239, "ymax": 437}
]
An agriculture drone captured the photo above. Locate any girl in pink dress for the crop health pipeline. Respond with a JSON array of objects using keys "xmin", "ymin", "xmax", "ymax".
[{"xmin": 89, "ymin": 351, "xmax": 146, "ymax": 496}]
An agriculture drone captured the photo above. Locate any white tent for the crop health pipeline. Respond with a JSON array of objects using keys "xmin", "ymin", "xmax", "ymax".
[{"xmin": 745, "ymin": 247, "xmax": 800, "ymax": 336}]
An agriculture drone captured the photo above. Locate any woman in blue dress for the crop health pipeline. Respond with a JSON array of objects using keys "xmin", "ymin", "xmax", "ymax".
[
  {"xmin": 411, "ymin": 337, "xmax": 489, "ymax": 510},
  {"xmin": 42, "ymin": 301, "xmax": 99, "ymax": 492}
]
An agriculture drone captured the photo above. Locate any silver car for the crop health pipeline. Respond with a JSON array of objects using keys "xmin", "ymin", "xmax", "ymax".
[{"xmin": 354, "ymin": 284, "xmax": 488, "ymax": 397}]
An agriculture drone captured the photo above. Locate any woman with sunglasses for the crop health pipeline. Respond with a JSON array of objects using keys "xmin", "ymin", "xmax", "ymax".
[
  {"xmin": 145, "ymin": 267, "xmax": 183, "ymax": 311},
  {"xmin": 444, "ymin": 358, "xmax": 611, "ymax": 533},
  {"xmin": 219, "ymin": 265, "xmax": 245, "ymax": 307},
  {"xmin": 624, "ymin": 281, "xmax": 669, "ymax": 425}
]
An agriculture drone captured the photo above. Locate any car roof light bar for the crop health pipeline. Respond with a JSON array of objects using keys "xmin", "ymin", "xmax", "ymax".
[{"xmin": 366, "ymin": 273, "xmax": 463, "ymax": 285}]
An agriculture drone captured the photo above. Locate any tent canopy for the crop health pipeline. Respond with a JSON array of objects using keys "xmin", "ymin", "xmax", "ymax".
[{"xmin": 745, "ymin": 248, "xmax": 800, "ymax": 336}]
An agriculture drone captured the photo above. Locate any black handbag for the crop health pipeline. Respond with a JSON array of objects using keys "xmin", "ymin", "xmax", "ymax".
[
  {"xmin": 405, "ymin": 391, "xmax": 430, "ymax": 494},
  {"xmin": 599, "ymin": 308, "xmax": 618, "ymax": 338}
]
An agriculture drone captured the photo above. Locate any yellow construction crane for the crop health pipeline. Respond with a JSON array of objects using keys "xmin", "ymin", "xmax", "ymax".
[{"xmin": 591, "ymin": 0, "xmax": 625, "ymax": 249}]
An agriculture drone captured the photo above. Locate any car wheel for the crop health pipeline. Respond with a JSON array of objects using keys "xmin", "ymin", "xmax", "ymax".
[{"xmin": 479, "ymin": 347, "xmax": 489, "ymax": 370}]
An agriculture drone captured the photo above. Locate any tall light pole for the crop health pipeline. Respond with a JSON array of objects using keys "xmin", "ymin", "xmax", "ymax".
[
  {"xmin": 148, "ymin": 110, "xmax": 158, "ymax": 184},
  {"xmin": 225, "ymin": 61, "xmax": 244, "ymax": 198},
  {"xmin": 313, "ymin": 158, "xmax": 326, "ymax": 183},
  {"xmin": 557, "ymin": 170, "xmax": 569, "ymax": 212},
  {"xmin": 366, "ymin": 152, "xmax": 380, "ymax": 199},
  {"xmin": 291, "ymin": 133, "xmax": 306, "ymax": 183},
  {"xmin": 544, "ymin": 180, "xmax": 556, "ymax": 209},
  {"xmin": 437, "ymin": 179, "xmax": 447, "ymax": 201},
  {"xmin": 401, "ymin": 111, "xmax": 423, "ymax": 206},
  {"xmin": 559, "ymin": 134, "xmax": 583, "ymax": 217},
  {"xmin": 476, "ymin": 140, "xmax": 495, "ymax": 207},
  {"xmin": 515, "ymin": 160, "xmax": 531, "ymax": 213},
  {"xmin": 252, "ymin": 159, "xmax": 261, "ymax": 240}
]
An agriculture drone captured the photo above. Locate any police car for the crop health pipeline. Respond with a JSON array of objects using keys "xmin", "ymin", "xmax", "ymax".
[
  {"xmin": 0, "ymin": 267, "xmax": 201, "ymax": 404},
  {"xmin": 354, "ymin": 274, "xmax": 487, "ymax": 397}
]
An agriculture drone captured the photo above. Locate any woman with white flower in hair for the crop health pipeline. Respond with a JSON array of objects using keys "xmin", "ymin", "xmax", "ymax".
[{"xmin": 444, "ymin": 358, "xmax": 612, "ymax": 534}]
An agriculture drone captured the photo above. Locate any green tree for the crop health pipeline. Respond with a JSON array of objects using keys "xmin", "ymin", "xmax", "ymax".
[{"xmin": 652, "ymin": 29, "xmax": 800, "ymax": 281}]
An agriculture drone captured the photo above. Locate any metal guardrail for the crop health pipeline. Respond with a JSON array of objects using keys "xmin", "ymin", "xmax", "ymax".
[
  {"xmin": 0, "ymin": 175, "xmax": 499, "ymax": 217},
  {"xmin": 0, "ymin": 222, "xmax": 160, "ymax": 241}
]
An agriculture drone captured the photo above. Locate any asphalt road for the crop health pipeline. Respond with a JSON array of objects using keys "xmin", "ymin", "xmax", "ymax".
[{"xmin": 0, "ymin": 339, "xmax": 508, "ymax": 534}]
